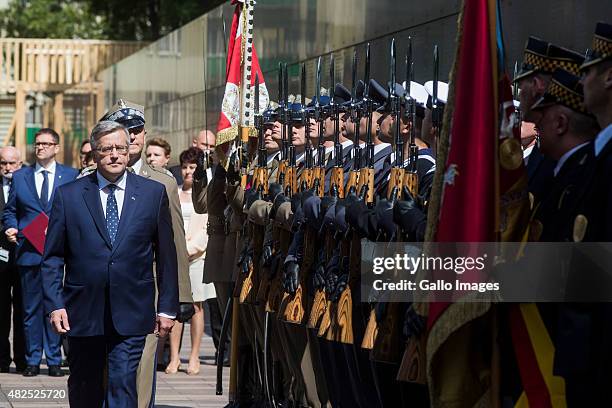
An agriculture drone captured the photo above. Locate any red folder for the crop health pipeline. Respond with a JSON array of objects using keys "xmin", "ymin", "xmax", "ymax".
[{"xmin": 22, "ymin": 212, "xmax": 49, "ymax": 255}]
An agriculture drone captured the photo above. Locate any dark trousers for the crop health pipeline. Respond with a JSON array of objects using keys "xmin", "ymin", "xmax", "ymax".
[
  {"xmin": 0, "ymin": 262, "xmax": 25, "ymax": 369},
  {"xmin": 68, "ymin": 333, "xmax": 146, "ymax": 408},
  {"xmin": 19, "ymin": 265, "xmax": 62, "ymax": 366},
  {"xmin": 214, "ymin": 282, "xmax": 233, "ymax": 346},
  {"xmin": 205, "ymin": 298, "xmax": 222, "ymax": 351}
]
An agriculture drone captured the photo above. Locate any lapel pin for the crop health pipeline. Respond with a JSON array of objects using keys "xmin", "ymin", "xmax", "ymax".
[{"xmin": 131, "ymin": 196, "xmax": 136, "ymax": 200}]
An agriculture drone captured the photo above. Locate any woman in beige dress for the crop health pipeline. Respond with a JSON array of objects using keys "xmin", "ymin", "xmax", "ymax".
[{"xmin": 165, "ymin": 147, "xmax": 216, "ymax": 375}]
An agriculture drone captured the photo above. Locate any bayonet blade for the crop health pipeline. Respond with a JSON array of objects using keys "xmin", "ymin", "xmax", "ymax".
[
  {"xmin": 283, "ymin": 63, "xmax": 289, "ymax": 107},
  {"xmin": 406, "ymin": 37, "xmax": 412, "ymax": 96},
  {"xmin": 315, "ymin": 56, "xmax": 321, "ymax": 108},
  {"xmin": 351, "ymin": 49, "xmax": 357, "ymax": 103},
  {"xmin": 433, "ymin": 45, "xmax": 439, "ymax": 109},
  {"xmin": 301, "ymin": 63, "xmax": 306, "ymax": 107},
  {"xmin": 390, "ymin": 38, "xmax": 396, "ymax": 97},
  {"xmin": 364, "ymin": 43, "xmax": 370, "ymax": 97},
  {"xmin": 278, "ymin": 62, "xmax": 283, "ymax": 107},
  {"xmin": 330, "ymin": 54, "xmax": 335, "ymax": 102}
]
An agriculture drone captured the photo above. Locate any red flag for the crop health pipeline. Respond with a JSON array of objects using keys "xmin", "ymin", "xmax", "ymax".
[
  {"xmin": 424, "ymin": 0, "xmax": 530, "ymax": 405},
  {"xmin": 428, "ymin": 0, "xmax": 498, "ymax": 326},
  {"xmin": 217, "ymin": 0, "xmax": 269, "ymax": 147}
]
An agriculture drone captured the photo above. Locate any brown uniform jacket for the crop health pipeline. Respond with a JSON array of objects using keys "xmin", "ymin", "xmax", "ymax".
[
  {"xmin": 194, "ymin": 165, "xmax": 232, "ymax": 283},
  {"xmin": 138, "ymin": 162, "xmax": 192, "ymax": 303}
]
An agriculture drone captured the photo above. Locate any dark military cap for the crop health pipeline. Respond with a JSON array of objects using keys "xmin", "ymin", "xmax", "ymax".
[
  {"xmin": 370, "ymin": 79, "xmax": 405, "ymax": 112},
  {"xmin": 581, "ymin": 22, "xmax": 612, "ymax": 70},
  {"xmin": 368, "ymin": 79, "xmax": 389, "ymax": 111},
  {"xmin": 334, "ymin": 83, "xmax": 351, "ymax": 104},
  {"xmin": 514, "ymin": 37, "xmax": 550, "ymax": 82},
  {"xmin": 531, "ymin": 68, "xmax": 591, "ymax": 116},
  {"xmin": 262, "ymin": 101, "xmax": 279, "ymax": 125},
  {"xmin": 100, "ymin": 99, "xmax": 145, "ymax": 129},
  {"xmin": 514, "ymin": 38, "xmax": 584, "ymax": 82},
  {"xmin": 287, "ymin": 102, "xmax": 306, "ymax": 123}
]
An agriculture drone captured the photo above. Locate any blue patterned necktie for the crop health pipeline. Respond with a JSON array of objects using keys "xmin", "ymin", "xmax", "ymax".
[
  {"xmin": 106, "ymin": 184, "xmax": 119, "ymax": 245},
  {"xmin": 40, "ymin": 170, "xmax": 49, "ymax": 208}
]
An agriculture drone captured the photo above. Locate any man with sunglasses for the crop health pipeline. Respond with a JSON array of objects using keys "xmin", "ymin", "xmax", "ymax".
[
  {"xmin": 2, "ymin": 128, "xmax": 78, "ymax": 377},
  {"xmin": 99, "ymin": 99, "xmax": 192, "ymax": 408}
]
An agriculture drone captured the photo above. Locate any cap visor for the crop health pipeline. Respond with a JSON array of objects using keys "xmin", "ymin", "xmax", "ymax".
[
  {"xmin": 513, "ymin": 69, "xmax": 536, "ymax": 83},
  {"xmin": 117, "ymin": 118, "xmax": 145, "ymax": 129}
]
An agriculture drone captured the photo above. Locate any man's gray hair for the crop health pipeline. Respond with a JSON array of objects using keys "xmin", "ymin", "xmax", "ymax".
[{"xmin": 90, "ymin": 121, "xmax": 130, "ymax": 150}]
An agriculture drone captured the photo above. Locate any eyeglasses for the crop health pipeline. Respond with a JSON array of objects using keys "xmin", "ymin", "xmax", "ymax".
[
  {"xmin": 35, "ymin": 142, "xmax": 57, "ymax": 148},
  {"xmin": 96, "ymin": 145, "xmax": 129, "ymax": 155},
  {"xmin": 128, "ymin": 126, "xmax": 144, "ymax": 135}
]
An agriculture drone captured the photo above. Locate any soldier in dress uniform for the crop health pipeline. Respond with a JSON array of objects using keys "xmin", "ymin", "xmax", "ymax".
[
  {"xmin": 550, "ymin": 21, "xmax": 612, "ymax": 407},
  {"xmin": 97, "ymin": 100, "xmax": 193, "ymax": 408},
  {"xmin": 513, "ymin": 38, "xmax": 585, "ymax": 202}
]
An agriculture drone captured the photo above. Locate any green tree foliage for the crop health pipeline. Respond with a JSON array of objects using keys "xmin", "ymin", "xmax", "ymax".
[
  {"xmin": 0, "ymin": 0, "xmax": 106, "ymax": 39},
  {"xmin": 0, "ymin": 0, "xmax": 220, "ymax": 41}
]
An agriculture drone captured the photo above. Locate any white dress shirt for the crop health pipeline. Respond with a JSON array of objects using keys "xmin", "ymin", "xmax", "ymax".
[
  {"xmin": 35, "ymin": 161, "xmax": 56, "ymax": 201},
  {"xmin": 97, "ymin": 171, "xmax": 127, "ymax": 217},
  {"xmin": 523, "ymin": 144, "xmax": 535, "ymax": 164},
  {"xmin": 595, "ymin": 124, "xmax": 612, "ymax": 157},
  {"xmin": 130, "ymin": 158, "xmax": 143, "ymax": 175},
  {"xmin": 2, "ymin": 177, "xmax": 10, "ymax": 203},
  {"xmin": 97, "ymin": 170, "xmax": 175, "ymax": 319}
]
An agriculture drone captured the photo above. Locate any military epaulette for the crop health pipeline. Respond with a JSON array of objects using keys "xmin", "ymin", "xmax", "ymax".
[
  {"xmin": 147, "ymin": 164, "xmax": 175, "ymax": 180},
  {"xmin": 78, "ymin": 165, "xmax": 96, "ymax": 178}
]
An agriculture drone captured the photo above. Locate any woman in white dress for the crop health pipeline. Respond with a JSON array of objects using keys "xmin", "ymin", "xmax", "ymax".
[{"xmin": 165, "ymin": 147, "xmax": 216, "ymax": 375}]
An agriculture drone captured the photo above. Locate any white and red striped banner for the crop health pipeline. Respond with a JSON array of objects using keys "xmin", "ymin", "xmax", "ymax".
[{"xmin": 216, "ymin": 0, "xmax": 269, "ymax": 146}]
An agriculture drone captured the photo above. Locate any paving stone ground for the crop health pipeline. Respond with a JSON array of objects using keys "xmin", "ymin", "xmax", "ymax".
[{"xmin": 0, "ymin": 323, "xmax": 229, "ymax": 407}]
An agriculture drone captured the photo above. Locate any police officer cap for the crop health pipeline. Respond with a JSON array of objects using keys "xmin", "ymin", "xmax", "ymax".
[{"xmin": 101, "ymin": 99, "xmax": 145, "ymax": 129}]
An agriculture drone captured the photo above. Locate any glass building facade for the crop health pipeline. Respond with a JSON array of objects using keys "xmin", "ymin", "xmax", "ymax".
[{"xmin": 100, "ymin": 0, "xmax": 608, "ymax": 163}]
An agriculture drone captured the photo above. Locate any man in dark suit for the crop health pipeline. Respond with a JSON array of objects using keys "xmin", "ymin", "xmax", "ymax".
[
  {"xmin": 41, "ymin": 120, "xmax": 178, "ymax": 407},
  {"xmin": 0, "ymin": 146, "xmax": 25, "ymax": 373},
  {"xmin": 2, "ymin": 128, "xmax": 78, "ymax": 377}
]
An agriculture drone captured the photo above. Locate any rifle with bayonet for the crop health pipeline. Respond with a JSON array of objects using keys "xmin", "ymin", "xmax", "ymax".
[
  {"xmin": 277, "ymin": 63, "xmax": 288, "ymax": 185},
  {"xmin": 386, "ymin": 38, "xmax": 405, "ymax": 202},
  {"xmin": 431, "ymin": 45, "xmax": 441, "ymax": 137},
  {"xmin": 253, "ymin": 73, "xmax": 269, "ymax": 194},
  {"xmin": 299, "ymin": 63, "xmax": 315, "ymax": 191},
  {"xmin": 357, "ymin": 43, "xmax": 375, "ymax": 204},
  {"xmin": 311, "ymin": 56, "xmax": 326, "ymax": 197},
  {"xmin": 241, "ymin": 74, "xmax": 267, "ymax": 305},
  {"xmin": 283, "ymin": 63, "xmax": 298, "ymax": 197},
  {"xmin": 370, "ymin": 39, "xmax": 418, "ymax": 363},
  {"xmin": 346, "ymin": 49, "xmax": 361, "ymax": 195},
  {"xmin": 329, "ymin": 55, "xmax": 345, "ymax": 198},
  {"xmin": 402, "ymin": 38, "xmax": 419, "ymax": 195}
]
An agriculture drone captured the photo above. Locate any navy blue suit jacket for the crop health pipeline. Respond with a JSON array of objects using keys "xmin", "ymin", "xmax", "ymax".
[
  {"xmin": 2, "ymin": 164, "xmax": 78, "ymax": 266},
  {"xmin": 41, "ymin": 171, "xmax": 179, "ymax": 337}
]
